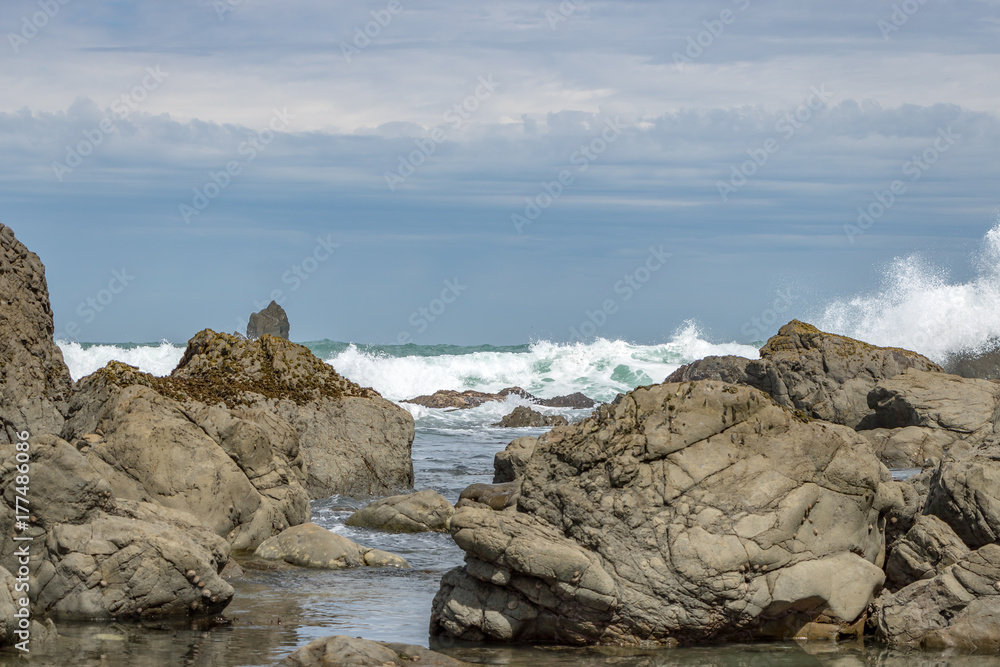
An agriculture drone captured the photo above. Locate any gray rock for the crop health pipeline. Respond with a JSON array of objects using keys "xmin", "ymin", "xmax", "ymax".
[
  {"xmin": 277, "ymin": 635, "xmax": 470, "ymax": 666},
  {"xmin": 875, "ymin": 543, "xmax": 1000, "ymax": 650},
  {"xmin": 431, "ymin": 380, "xmax": 896, "ymax": 645},
  {"xmin": 456, "ymin": 481, "xmax": 521, "ymax": 512},
  {"xmin": 0, "ymin": 435, "xmax": 234, "ymax": 620},
  {"xmin": 346, "ymin": 490, "xmax": 454, "ymax": 533},
  {"xmin": 247, "ymin": 300, "xmax": 290, "ymax": 340},
  {"xmin": 492, "ymin": 407, "xmax": 568, "ymax": 428},
  {"xmin": 0, "ymin": 224, "xmax": 72, "ymax": 445},
  {"xmin": 493, "ymin": 436, "xmax": 538, "ymax": 483},
  {"xmin": 744, "ymin": 320, "xmax": 942, "ymax": 429},
  {"xmin": 536, "ymin": 393, "xmax": 597, "ymax": 409},
  {"xmin": 63, "ymin": 365, "xmax": 310, "ymax": 552},
  {"xmin": 943, "ymin": 343, "xmax": 1000, "ymax": 380},
  {"xmin": 403, "ymin": 387, "xmax": 534, "ymax": 409},
  {"xmin": 924, "ymin": 443, "xmax": 1000, "ymax": 549},
  {"xmin": 885, "ymin": 514, "xmax": 970, "ymax": 589},
  {"xmin": 858, "ymin": 426, "xmax": 961, "ymax": 469},
  {"xmin": 665, "ymin": 356, "xmax": 751, "ymax": 384},
  {"xmin": 253, "ymin": 523, "xmax": 410, "ymax": 569}
]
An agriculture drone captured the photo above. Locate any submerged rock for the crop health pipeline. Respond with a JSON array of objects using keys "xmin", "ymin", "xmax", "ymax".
[
  {"xmin": 493, "ymin": 407, "xmax": 568, "ymax": 428},
  {"xmin": 0, "ymin": 224, "xmax": 72, "ymax": 444},
  {"xmin": 247, "ymin": 300, "xmax": 290, "ymax": 340},
  {"xmin": 277, "ymin": 635, "xmax": 470, "ymax": 666},
  {"xmin": 493, "ymin": 436, "xmax": 538, "ymax": 483},
  {"xmin": 253, "ymin": 523, "xmax": 410, "ymax": 569},
  {"xmin": 403, "ymin": 387, "xmax": 533, "ymax": 409},
  {"xmin": 537, "ymin": 393, "xmax": 597, "ymax": 409},
  {"xmin": 346, "ymin": 490, "xmax": 455, "ymax": 533},
  {"xmin": 745, "ymin": 320, "xmax": 942, "ymax": 429},
  {"xmin": 431, "ymin": 380, "xmax": 896, "ymax": 645}
]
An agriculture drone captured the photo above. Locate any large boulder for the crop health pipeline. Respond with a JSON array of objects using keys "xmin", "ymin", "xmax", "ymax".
[
  {"xmin": 493, "ymin": 437, "xmax": 538, "ymax": 483},
  {"xmin": 66, "ymin": 330, "xmax": 415, "ymax": 509},
  {"xmin": 875, "ymin": 543, "xmax": 1000, "ymax": 650},
  {"xmin": 431, "ymin": 380, "xmax": 898, "ymax": 645},
  {"xmin": 0, "ymin": 224, "xmax": 72, "ymax": 444},
  {"xmin": 665, "ymin": 356, "xmax": 751, "ymax": 385},
  {"xmin": 253, "ymin": 523, "xmax": 409, "ymax": 569},
  {"xmin": 745, "ymin": 320, "xmax": 942, "ymax": 429},
  {"xmin": 0, "ymin": 434, "xmax": 233, "ymax": 620},
  {"xmin": 62, "ymin": 363, "xmax": 310, "ymax": 551},
  {"xmin": 247, "ymin": 300, "xmax": 290, "ymax": 340},
  {"xmin": 493, "ymin": 407, "xmax": 568, "ymax": 428},
  {"xmin": 346, "ymin": 490, "xmax": 454, "ymax": 533},
  {"xmin": 277, "ymin": 635, "xmax": 470, "ymax": 666},
  {"xmin": 536, "ymin": 393, "xmax": 597, "ymax": 409}
]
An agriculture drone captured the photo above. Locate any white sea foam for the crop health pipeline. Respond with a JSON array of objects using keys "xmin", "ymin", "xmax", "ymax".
[
  {"xmin": 814, "ymin": 220, "xmax": 1000, "ymax": 362},
  {"xmin": 57, "ymin": 340, "xmax": 185, "ymax": 381},
  {"xmin": 325, "ymin": 322, "xmax": 760, "ymax": 403}
]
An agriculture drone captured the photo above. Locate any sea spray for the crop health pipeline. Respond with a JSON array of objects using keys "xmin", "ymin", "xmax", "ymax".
[{"xmin": 815, "ymin": 220, "xmax": 1000, "ymax": 362}]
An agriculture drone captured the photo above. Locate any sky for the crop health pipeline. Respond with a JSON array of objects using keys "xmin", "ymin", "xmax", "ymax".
[{"xmin": 1, "ymin": 0, "xmax": 999, "ymax": 345}]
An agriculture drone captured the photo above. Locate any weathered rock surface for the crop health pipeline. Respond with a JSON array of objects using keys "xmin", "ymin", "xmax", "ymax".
[
  {"xmin": 924, "ymin": 443, "xmax": 1000, "ymax": 550},
  {"xmin": 253, "ymin": 523, "xmax": 410, "ymax": 569},
  {"xmin": 744, "ymin": 320, "xmax": 942, "ymax": 429},
  {"xmin": 456, "ymin": 481, "xmax": 521, "ymax": 512},
  {"xmin": 885, "ymin": 514, "xmax": 970, "ymax": 589},
  {"xmin": 0, "ymin": 224, "xmax": 72, "ymax": 445},
  {"xmin": 403, "ymin": 387, "xmax": 533, "ymax": 409},
  {"xmin": 62, "ymin": 362, "xmax": 310, "ymax": 551},
  {"xmin": 346, "ymin": 490, "xmax": 454, "ymax": 533},
  {"xmin": 537, "ymin": 393, "xmax": 597, "ymax": 409},
  {"xmin": 431, "ymin": 380, "xmax": 897, "ymax": 645},
  {"xmin": 0, "ymin": 434, "xmax": 233, "ymax": 620},
  {"xmin": 65, "ymin": 330, "xmax": 414, "ymax": 531},
  {"xmin": 0, "ymin": 568, "xmax": 56, "ymax": 649},
  {"xmin": 277, "ymin": 635, "xmax": 470, "ymax": 666},
  {"xmin": 875, "ymin": 543, "xmax": 1000, "ymax": 650},
  {"xmin": 493, "ymin": 436, "xmax": 538, "ymax": 483},
  {"xmin": 665, "ymin": 356, "xmax": 751, "ymax": 385},
  {"xmin": 247, "ymin": 300, "xmax": 290, "ymax": 340},
  {"xmin": 493, "ymin": 407, "xmax": 568, "ymax": 428}
]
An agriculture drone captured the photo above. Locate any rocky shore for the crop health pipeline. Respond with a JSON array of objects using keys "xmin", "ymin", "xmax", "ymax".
[
  {"xmin": 5, "ymin": 219, "xmax": 1000, "ymax": 662},
  {"xmin": 430, "ymin": 321, "xmax": 1000, "ymax": 651},
  {"xmin": 0, "ymin": 225, "xmax": 416, "ymax": 654}
]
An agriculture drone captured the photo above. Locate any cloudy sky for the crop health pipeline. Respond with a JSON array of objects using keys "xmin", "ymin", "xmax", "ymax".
[{"xmin": 2, "ymin": 0, "xmax": 998, "ymax": 345}]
